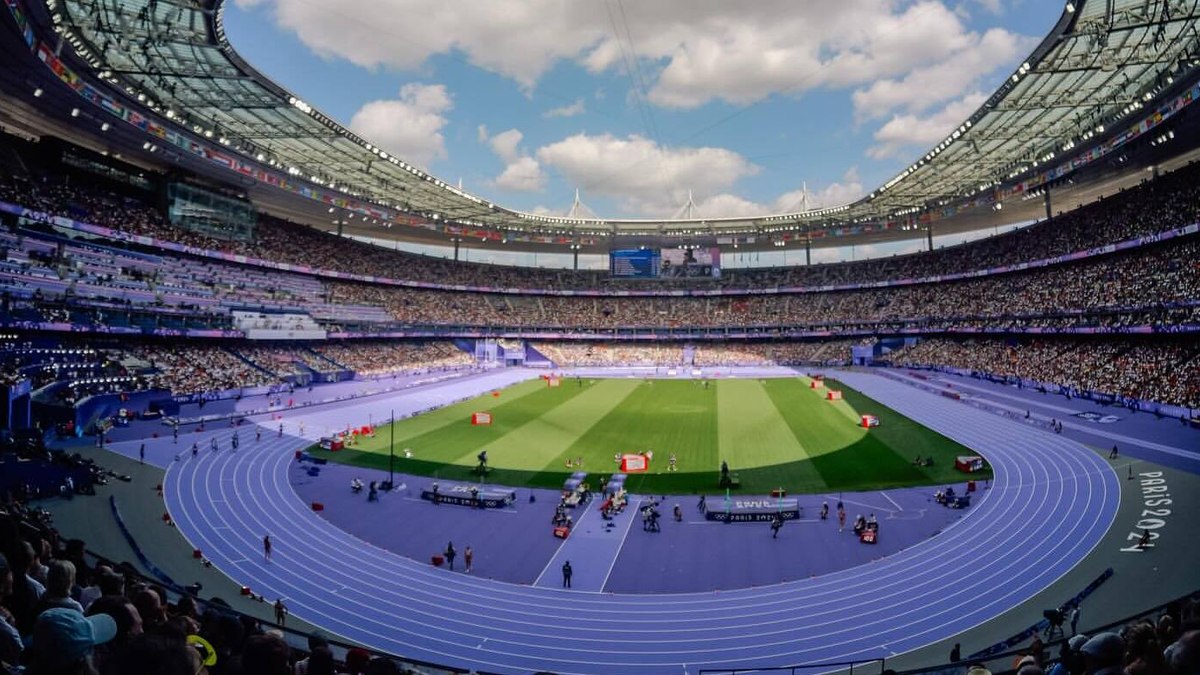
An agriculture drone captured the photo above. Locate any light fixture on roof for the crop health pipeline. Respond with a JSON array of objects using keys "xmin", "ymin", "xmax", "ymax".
[
  {"xmin": 33, "ymin": 87, "xmax": 43, "ymax": 97},
  {"xmin": 100, "ymin": 122, "xmax": 109, "ymax": 131},
  {"xmin": 70, "ymin": 108, "xmax": 79, "ymax": 117},
  {"xmin": 1065, "ymin": 2, "xmax": 1075, "ymax": 12}
]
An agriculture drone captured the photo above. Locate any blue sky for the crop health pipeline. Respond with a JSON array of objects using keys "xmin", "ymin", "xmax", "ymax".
[{"xmin": 225, "ymin": 0, "xmax": 1063, "ymax": 220}]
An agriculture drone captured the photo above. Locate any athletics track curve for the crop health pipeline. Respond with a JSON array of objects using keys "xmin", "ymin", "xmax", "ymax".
[{"xmin": 164, "ymin": 371, "xmax": 1120, "ymax": 674}]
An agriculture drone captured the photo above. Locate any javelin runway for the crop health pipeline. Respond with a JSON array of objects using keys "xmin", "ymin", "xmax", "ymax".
[{"xmin": 164, "ymin": 371, "xmax": 1120, "ymax": 674}]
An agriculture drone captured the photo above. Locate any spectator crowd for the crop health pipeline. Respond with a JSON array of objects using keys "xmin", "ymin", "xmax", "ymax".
[
  {"xmin": 887, "ymin": 338, "xmax": 1200, "ymax": 411},
  {"xmin": 311, "ymin": 341, "xmax": 472, "ymax": 378},
  {"xmin": 0, "ymin": 481, "xmax": 436, "ymax": 674},
  {"xmin": 3, "ymin": 158, "xmax": 1199, "ymax": 293}
]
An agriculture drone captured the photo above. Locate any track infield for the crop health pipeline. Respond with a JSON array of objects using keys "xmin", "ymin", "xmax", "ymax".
[{"xmin": 316, "ymin": 375, "xmax": 988, "ymax": 494}]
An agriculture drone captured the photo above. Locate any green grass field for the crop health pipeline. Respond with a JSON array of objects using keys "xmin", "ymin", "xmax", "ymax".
[{"xmin": 319, "ymin": 376, "xmax": 989, "ymax": 494}]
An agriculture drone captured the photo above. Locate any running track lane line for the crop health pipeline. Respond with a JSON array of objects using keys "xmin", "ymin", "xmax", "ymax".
[{"xmin": 164, "ymin": 371, "xmax": 1119, "ymax": 674}]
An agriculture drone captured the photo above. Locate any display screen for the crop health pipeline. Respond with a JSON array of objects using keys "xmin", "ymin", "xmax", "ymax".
[
  {"xmin": 660, "ymin": 247, "xmax": 721, "ymax": 279},
  {"xmin": 609, "ymin": 249, "xmax": 661, "ymax": 278},
  {"xmin": 609, "ymin": 247, "xmax": 722, "ymax": 278}
]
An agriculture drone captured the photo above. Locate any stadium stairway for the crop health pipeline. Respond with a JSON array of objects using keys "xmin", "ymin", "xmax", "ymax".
[
  {"xmin": 225, "ymin": 346, "xmax": 286, "ymax": 380},
  {"xmin": 521, "ymin": 341, "xmax": 553, "ymax": 367}
]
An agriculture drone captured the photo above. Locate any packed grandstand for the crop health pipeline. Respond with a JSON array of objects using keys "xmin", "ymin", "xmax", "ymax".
[
  {"xmin": 2, "ymin": 159, "xmax": 1197, "ymax": 410},
  {"xmin": 1, "ymin": 0, "xmax": 1199, "ymax": 674}
]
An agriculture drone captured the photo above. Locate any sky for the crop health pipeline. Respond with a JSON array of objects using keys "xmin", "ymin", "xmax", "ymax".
[{"xmin": 224, "ymin": 0, "xmax": 1064, "ymax": 222}]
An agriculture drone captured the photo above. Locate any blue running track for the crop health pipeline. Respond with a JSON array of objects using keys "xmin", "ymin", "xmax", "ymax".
[{"xmin": 164, "ymin": 370, "xmax": 1120, "ymax": 674}]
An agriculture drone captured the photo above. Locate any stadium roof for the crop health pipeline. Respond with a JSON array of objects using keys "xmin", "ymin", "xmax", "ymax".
[{"xmin": 29, "ymin": 0, "xmax": 1200, "ymax": 241}]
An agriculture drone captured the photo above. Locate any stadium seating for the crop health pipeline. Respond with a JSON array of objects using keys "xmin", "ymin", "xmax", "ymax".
[{"xmin": 3, "ymin": 157, "xmax": 1200, "ymax": 292}]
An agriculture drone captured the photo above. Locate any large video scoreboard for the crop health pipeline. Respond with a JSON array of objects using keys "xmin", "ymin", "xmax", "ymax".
[
  {"xmin": 610, "ymin": 247, "xmax": 721, "ymax": 279},
  {"xmin": 609, "ymin": 249, "xmax": 661, "ymax": 278}
]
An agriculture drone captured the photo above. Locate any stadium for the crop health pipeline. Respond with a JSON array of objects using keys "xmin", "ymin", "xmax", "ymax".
[{"xmin": 0, "ymin": 0, "xmax": 1197, "ymax": 674}]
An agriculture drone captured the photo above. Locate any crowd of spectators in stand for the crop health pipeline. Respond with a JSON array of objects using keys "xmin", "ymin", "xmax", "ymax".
[
  {"xmin": 9, "ymin": 332, "xmax": 1200, "ymax": 411},
  {"xmin": 2, "ymin": 172, "xmax": 1198, "ymax": 338},
  {"xmin": 533, "ymin": 343, "xmax": 684, "ymax": 367},
  {"xmin": 691, "ymin": 341, "xmax": 858, "ymax": 366},
  {"xmin": 886, "ymin": 338, "xmax": 1200, "ymax": 410},
  {"xmin": 0, "ymin": 341, "xmax": 143, "ymax": 405},
  {"xmin": 132, "ymin": 344, "xmax": 278, "ymax": 396},
  {"xmin": 311, "ymin": 341, "xmax": 472, "ymax": 377},
  {"xmin": 325, "ymin": 235, "xmax": 1199, "ymax": 331},
  {"xmin": 3, "ymin": 158, "xmax": 1199, "ymax": 294},
  {"xmin": 231, "ymin": 347, "xmax": 311, "ymax": 379},
  {"xmin": 0, "ymin": 490, "xmax": 430, "ymax": 674},
  {"xmin": 15, "ymin": 339, "xmax": 480, "ymax": 400},
  {"xmin": 0, "ymin": 341, "xmax": 106, "ymax": 389}
]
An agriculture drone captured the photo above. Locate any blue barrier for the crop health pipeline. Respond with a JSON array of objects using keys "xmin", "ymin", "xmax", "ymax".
[
  {"xmin": 968, "ymin": 567, "xmax": 1113, "ymax": 659},
  {"xmin": 108, "ymin": 495, "xmax": 177, "ymax": 588}
]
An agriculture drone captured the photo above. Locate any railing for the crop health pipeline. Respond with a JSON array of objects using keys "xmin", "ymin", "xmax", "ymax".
[
  {"xmin": 696, "ymin": 588, "xmax": 1198, "ymax": 675},
  {"xmin": 68, "ymin": 517, "xmax": 475, "ymax": 675},
  {"xmin": 699, "ymin": 658, "xmax": 886, "ymax": 674},
  {"xmin": 893, "ymin": 589, "xmax": 1199, "ymax": 675}
]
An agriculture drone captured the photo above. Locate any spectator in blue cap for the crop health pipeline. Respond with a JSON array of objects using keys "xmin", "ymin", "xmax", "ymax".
[
  {"xmin": 27, "ymin": 607, "xmax": 117, "ymax": 674},
  {"xmin": 1080, "ymin": 631, "xmax": 1125, "ymax": 675}
]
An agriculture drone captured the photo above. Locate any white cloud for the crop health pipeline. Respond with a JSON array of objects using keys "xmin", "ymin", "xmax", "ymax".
[
  {"xmin": 534, "ymin": 133, "xmax": 758, "ymax": 216},
  {"xmin": 488, "ymin": 129, "xmax": 524, "ymax": 163},
  {"xmin": 244, "ymin": 0, "xmax": 1043, "ymax": 215},
  {"xmin": 811, "ymin": 167, "xmax": 867, "ymax": 209},
  {"xmin": 679, "ymin": 168, "xmax": 865, "ymax": 219},
  {"xmin": 639, "ymin": 1, "xmax": 983, "ymax": 108},
  {"xmin": 255, "ymin": 0, "xmax": 611, "ymax": 89},
  {"xmin": 768, "ymin": 168, "xmax": 867, "ymax": 211},
  {"xmin": 544, "ymin": 99, "xmax": 586, "ymax": 118},
  {"xmin": 851, "ymin": 28, "xmax": 1033, "ymax": 120},
  {"xmin": 483, "ymin": 128, "xmax": 546, "ymax": 193},
  {"xmin": 248, "ymin": 1, "xmax": 1034, "ymax": 110},
  {"xmin": 526, "ymin": 135, "xmax": 863, "ymax": 218},
  {"xmin": 689, "ymin": 193, "xmax": 766, "ymax": 219},
  {"xmin": 868, "ymin": 92, "xmax": 987, "ymax": 159},
  {"xmin": 494, "ymin": 156, "xmax": 546, "ymax": 192},
  {"xmin": 348, "ymin": 83, "xmax": 452, "ymax": 169}
]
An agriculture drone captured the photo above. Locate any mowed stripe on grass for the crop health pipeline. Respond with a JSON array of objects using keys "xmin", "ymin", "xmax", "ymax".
[
  {"xmin": 716, "ymin": 380, "xmax": 827, "ymax": 492},
  {"xmin": 474, "ymin": 378, "xmax": 642, "ymax": 471},
  {"xmin": 326, "ymin": 375, "xmax": 982, "ymax": 495},
  {"xmin": 764, "ymin": 378, "xmax": 867, "ymax": 460},
  {"xmin": 565, "ymin": 380, "xmax": 718, "ymax": 482},
  {"xmin": 342, "ymin": 379, "xmax": 594, "ymax": 465},
  {"xmin": 828, "ymin": 378, "xmax": 990, "ymax": 485},
  {"xmin": 765, "ymin": 378, "xmax": 929, "ymax": 490},
  {"xmin": 355, "ymin": 378, "xmax": 547, "ymax": 451}
]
